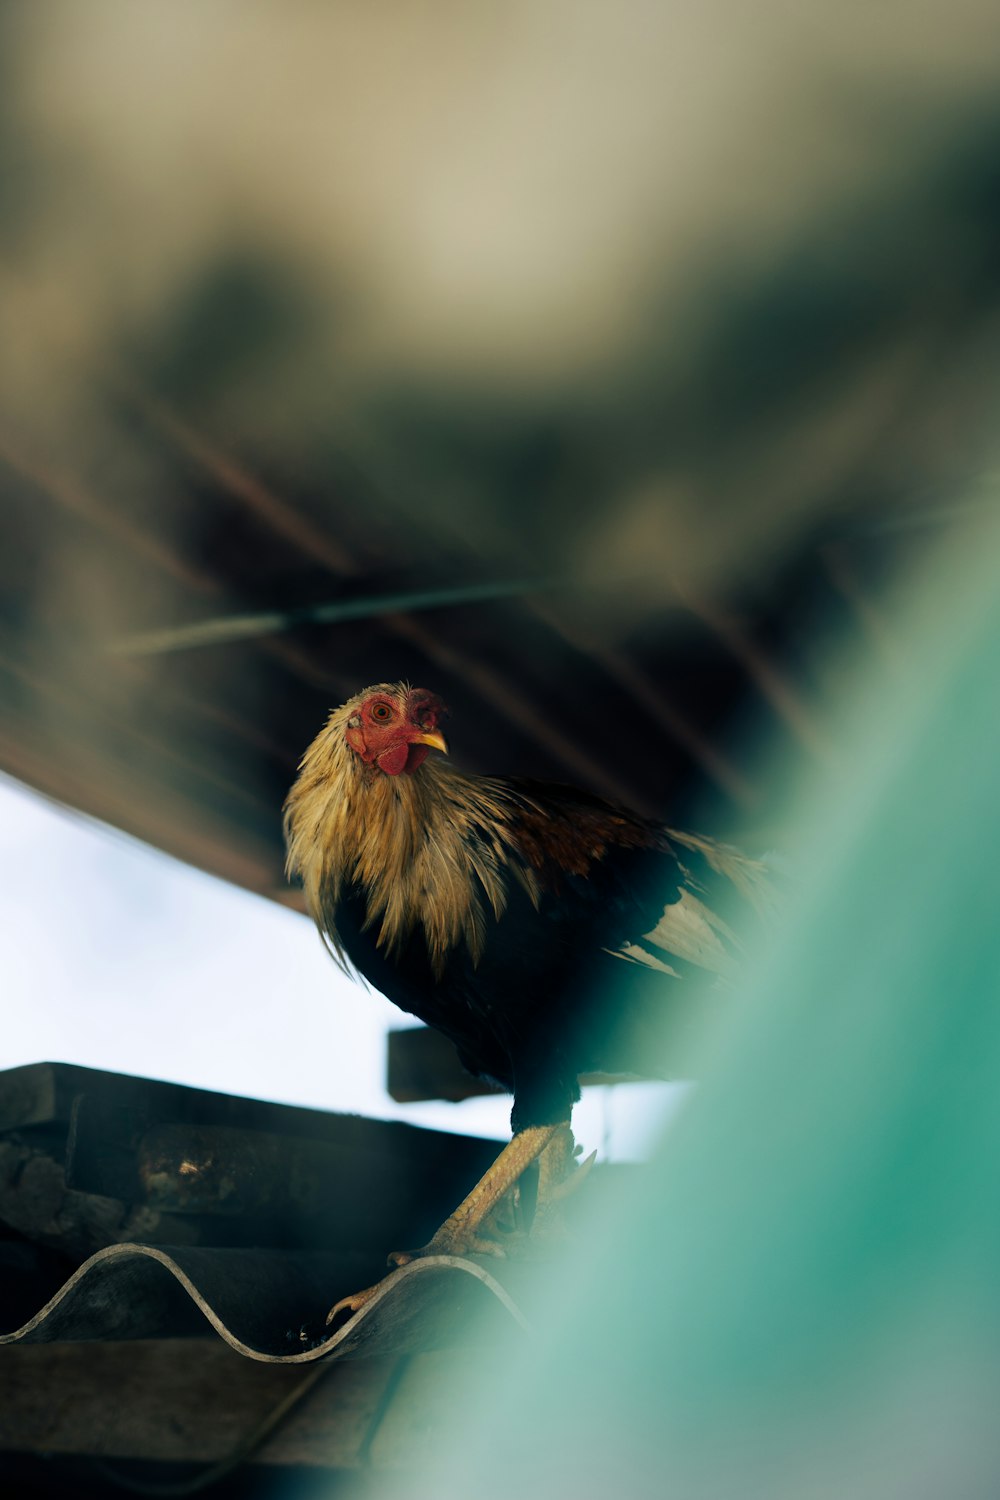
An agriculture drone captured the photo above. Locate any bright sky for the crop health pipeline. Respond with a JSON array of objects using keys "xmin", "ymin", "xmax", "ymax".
[{"xmin": 0, "ymin": 774, "xmax": 678, "ymax": 1160}]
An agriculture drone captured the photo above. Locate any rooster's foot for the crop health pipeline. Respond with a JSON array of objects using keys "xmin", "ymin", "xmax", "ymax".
[
  {"xmin": 387, "ymin": 1227, "xmax": 513, "ymax": 1268},
  {"xmin": 326, "ymin": 1282, "xmax": 383, "ymax": 1325},
  {"xmin": 324, "ymin": 1123, "xmax": 565, "ymax": 1328},
  {"xmin": 325, "ymin": 1228, "xmax": 512, "ymax": 1328}
]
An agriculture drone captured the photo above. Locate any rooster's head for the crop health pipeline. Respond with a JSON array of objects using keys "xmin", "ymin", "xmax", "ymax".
[{"xmin": 344, "ymin": 683, "xmax": 448, "ymax": 777}]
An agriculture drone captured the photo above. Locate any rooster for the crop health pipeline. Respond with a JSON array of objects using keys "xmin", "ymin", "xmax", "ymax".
[{"xmin": 284, "ymin": 681, "xmax": 774, "ymax": 1319}]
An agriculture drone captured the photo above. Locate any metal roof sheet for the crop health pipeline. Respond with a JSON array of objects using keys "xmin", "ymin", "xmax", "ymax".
[{"xmin": 0, "ymin": 1242, "xmax": 530, "ymax": 1362}]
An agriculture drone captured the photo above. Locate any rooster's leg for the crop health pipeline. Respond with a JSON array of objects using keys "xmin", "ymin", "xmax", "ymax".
[
  {"xmin": 326, "ymin": 1123, "xmax": 562, "ymax": 1325},
  {"xmin": 530, "ymin": 1124, "xmax": 596, "ymax": 1242},
  {"xmin": 390, "ymin": 1122, "xmax": 563, "ymax": 1264}
]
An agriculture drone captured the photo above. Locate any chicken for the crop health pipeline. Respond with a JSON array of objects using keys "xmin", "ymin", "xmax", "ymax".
[{"xmin": 284, "ymin": 681, "xmax": 775, "ymax": 1320}]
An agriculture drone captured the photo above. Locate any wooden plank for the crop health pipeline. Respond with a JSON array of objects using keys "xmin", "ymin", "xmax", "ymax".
[
  {"xmin": 387, "ymin": 1027, "xmax": 502, "ymax": 1104},
  {"xmin": 0, "ymin": 1339, "xmax": 398, "ymax": 1468},
  {"xmin": 387, "ymin": 1025, "xmax": 649, "ymax": 1104},
  {"xmin": 0, "ymin": 1060, "xmax": 501, "ymax": 1167},
  {"xmin": 0, "ymin": 1062, "xmax": 96, "ymax": 1133},
  {"xmin": 370, "ymin": 1347, "xmax": 508, "ymax": 1470},
  {"xmin": 0, "ymin": 1339, "xmax": 517, "ymax": 1471}
]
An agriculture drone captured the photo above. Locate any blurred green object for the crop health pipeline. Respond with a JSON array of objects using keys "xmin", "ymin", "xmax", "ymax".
[{"xmin": 389, "ymin": 514, "xmax": 1000, "ymax": 1499}]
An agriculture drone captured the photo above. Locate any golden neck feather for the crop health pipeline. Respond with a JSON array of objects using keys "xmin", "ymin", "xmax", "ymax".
[{"xmin": 284, "ymin": 701, "xmax": 532, "ymax": 974}]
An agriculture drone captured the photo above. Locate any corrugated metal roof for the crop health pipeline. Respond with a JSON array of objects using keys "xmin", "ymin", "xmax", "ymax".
[
  {"xmin": 0, "ymin": 1062, "xmax": 531, "ymax": 1350},
  {"xmin": 0, "ymin": 1063, "xmax": 540, "ymax": 1479},
  {"xmin": 1, "ymin": 1242, "xmax": 530, "ymax": 1361}
]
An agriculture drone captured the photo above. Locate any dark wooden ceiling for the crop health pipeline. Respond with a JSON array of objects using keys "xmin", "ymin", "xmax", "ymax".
[
  {"xmin": 0, "ymin": 358, "xmax": 973, "ymax": 911},
  {"xmin": 3, "ymin": 118, "xmax": 1000, "ymax": 903}
]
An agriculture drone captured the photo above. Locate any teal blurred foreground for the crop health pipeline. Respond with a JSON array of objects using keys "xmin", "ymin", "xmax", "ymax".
[{"xmin": 388, "ymin": 514, "xmax": 1000, "ymax": 1498}]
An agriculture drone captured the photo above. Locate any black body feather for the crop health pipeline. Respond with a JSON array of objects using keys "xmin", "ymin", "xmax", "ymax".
[{"xmin": 319, "ymin": 778, "xmax": 757, "ymax": 1130}]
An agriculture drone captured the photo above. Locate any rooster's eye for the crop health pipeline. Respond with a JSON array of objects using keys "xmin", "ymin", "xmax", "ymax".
[{"xmin": 370, "ymin": 703, "xmax": 393, "ymax": 722}]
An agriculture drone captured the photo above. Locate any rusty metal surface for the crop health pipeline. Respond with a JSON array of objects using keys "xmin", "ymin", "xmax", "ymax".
[
  {"xmin": 0, "ymin": 1242, "xmax": 532, "ymax": 1362},
  {"xmin": 0, "ymin": 1062, "xmax": 502, "ymax": 1259},
  {"xmin": 67, "ymin": 1086, "xmax": 502, "ymax": 1252}
]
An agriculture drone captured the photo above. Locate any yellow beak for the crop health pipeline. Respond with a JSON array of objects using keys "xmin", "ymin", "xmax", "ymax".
[{"xmin": 413, "ymin": 729, "xmax": 448, "ymax": 754}]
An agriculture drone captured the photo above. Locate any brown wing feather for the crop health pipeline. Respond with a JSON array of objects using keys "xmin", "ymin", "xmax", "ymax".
[{"xmin": 506, "ymin": 779, "xmax": 668, "ymax": 886}]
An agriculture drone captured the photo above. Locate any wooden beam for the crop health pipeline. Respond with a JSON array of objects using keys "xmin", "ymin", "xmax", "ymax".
[{"xmin": 387, "ymin": 1025, "xmax": 649, "ymax": 1105}]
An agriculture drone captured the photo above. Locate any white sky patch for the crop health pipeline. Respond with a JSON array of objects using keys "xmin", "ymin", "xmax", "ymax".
[{"xmin": 0, "ymin": 774, "xmax": 679, "ymax": 1160}]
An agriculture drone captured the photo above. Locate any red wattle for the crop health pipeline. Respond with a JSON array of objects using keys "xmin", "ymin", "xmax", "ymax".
[
  {"xmin": 375, "ymin": 742, "xmax": 410, "ymax": 776},
  {"xmin": 376, "ymin": 740, "xmax": 430, "ymax": 776}
]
